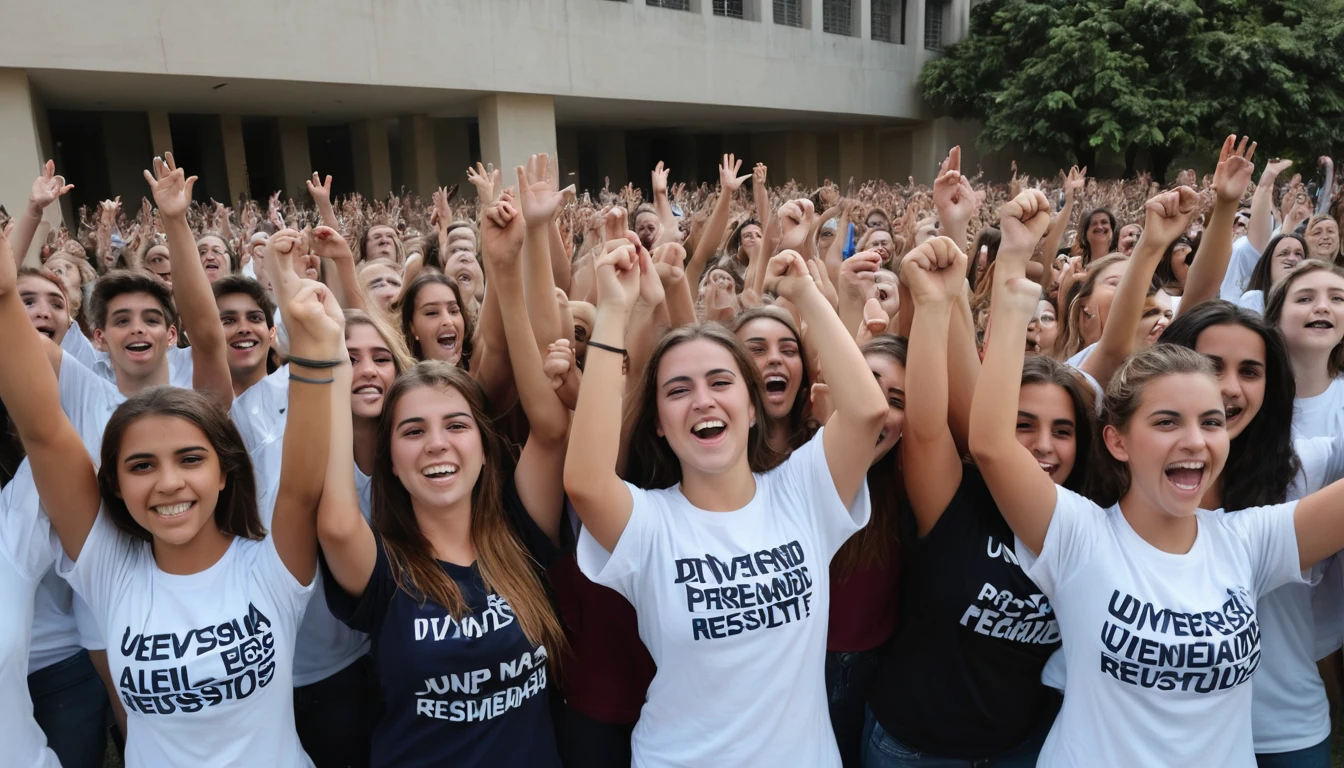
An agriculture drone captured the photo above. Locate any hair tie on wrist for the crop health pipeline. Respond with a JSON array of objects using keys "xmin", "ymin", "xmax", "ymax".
[
  {"xmin": 586, "ymin": 340, "xmax": 630, "ymax": 369},
  {"xmin": 286, "ymin": 355, "xmax": 343, "ymax": 369},
  {"xmin": 289, "ymin": 371, "xmax": 335, "ymax": 385}
]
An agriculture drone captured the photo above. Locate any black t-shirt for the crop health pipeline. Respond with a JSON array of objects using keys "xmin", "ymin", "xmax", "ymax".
[
  {"xmin": 866, "ymin": 466, "xmax": 1061, "ymax": 758},
  {"xmin": 324, "ymin": 478, "xmax": 563, "ymax": 768}
]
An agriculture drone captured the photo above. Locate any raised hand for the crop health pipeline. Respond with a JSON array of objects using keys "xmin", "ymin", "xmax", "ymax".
[
  {"xmin": 900, "ymin": 236, "xmax": 968, "ymax": 306},
  {"xmin": 808, "ymin": 257, "xmax": 838, "ymax": 309},
  {"xmin": 652, "ymin": 161, "xmax": 670, "ymax": 196},
  {"xmin": 284, "ymin": 279, "xmax": 345, "ymax": 356},
  {"xmin": 753, "ymin": 163, "xmax": 768, "ymax": 189},
  {"xmin": 517, "ymin": 153, "xmax": 572, "ymax": 226},
  {"xmin": 839, "ymin": 250, "xmax": 883, "ymax": 301},
  {"xmin": 1262, "ymin": 158, "xmax": 1292, "ymax": 181},
  {"xmin": 482, "ymin": 192, "xmax": 527, "ymax": 271},
  {"xmin": 307, "ymin": 173, "xmax": 333, "ymax": 207},
  {"xmin": 29, "ymin": 160, "xmax": 74, "ymax": 211},
  {"xmin": 309, "ymin": 226, "xmax": 355, "ymax": 262},
  {"xmin": 1211, "ymin": 135, "xmax": 1257, "ymax": 203},
  {"xmin": 0, "ymin": 221, "xmax": 15, "ymax": 295},
  {"xmin": 142, "ymin": 153, "xmax": 197, "ymax": 219},
  {"xmin": 264, "ymin": 228, "xmax": 308, "ymax": 308},
  {"xmin": 651, "ymin": 242, "xmax": 687, "ymax": 285},
  {"xmin": 636, "ymin": 242, "xmax": 665, "ymax": 308},
  {"xmin": 594, "ymin": 236, "xmax": 641, "ymax": 314},
  {"xmin": 777, "ymin": 199, "xmax": 818, "ymax": 254},
  {"xmin": 99, "ymin": 197, "xmax": 122, "ymax": 229},
  {"xmin": 467, "ymin": 162, "xmax": 501, "ymax": 202},
  {"xmin": 1065, "ymin": 165, "xmax": 1087, "ymax": 194},
  {"xmin": 856, "ymin": 298, "xmax": 889, "ymax": 345},
  {"xmin": 719, "ymin": 153, "xmax": 751, "ymax": 194},
  {"xmin": 762, "ymin": 249, "xmax": 814, "ymax": 302},
  {"xmin": 1141, "ymin": 186, "xmax": 1201, "ymax": 247},
  {"xmin": 997, "ymin": 189, "xmax": 1053, "ymax": 258}
]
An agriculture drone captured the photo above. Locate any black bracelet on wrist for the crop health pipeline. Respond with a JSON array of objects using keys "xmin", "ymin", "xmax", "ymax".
[
  {"xmin": 289, "ymin": 372, "xmax": 336, "ymax": 385},
  {"xmin": 586, "ymin": 340, "xmax": 630, "ymax": 367},
  {"xmin": 286, "ymin": 355, "xmax": 343, "ymax": 369}
]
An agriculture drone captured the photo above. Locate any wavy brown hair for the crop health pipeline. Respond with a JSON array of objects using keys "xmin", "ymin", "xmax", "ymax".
[
  {"xmin": 730, "ymin": 306, "xmax": 815, "ymax": 452},
  {"xmin": 399, "ymin": 271, "xmax": 475, "ymax": 369},
  {"xmin": 371, "ymin": 362, "xmax": 565, "ymax": 654},
  {"xmin": 625, "ymin": 323, "xmax": 786, "ymax": 490},
  {"xmin": 1060, "ymin": 253, "xmax": 1127, "ymax": 359},
  {"xmin": 1264, "ymin": 259, "xmax": 1344, "ymax": 379},
  {"xmin": 98, "ymin": 387, "xmax": 263, "ymax": 543}
]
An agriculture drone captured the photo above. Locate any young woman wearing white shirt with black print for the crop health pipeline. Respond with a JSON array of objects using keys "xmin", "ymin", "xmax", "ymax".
[
  {"xmin": 565, "ymin": 206, "xmax": 888, "ymax": 768},
  {"xmin": 971, "ymin": 187, "xmax": 1344, "ymax": 768},
  {"xmin": 1263, "ymin": 260, "xmax": 1344, "ymax": 439},
  {"xmin": 0, "ymin": 208, "xmax": 343, "ymax": 767}
]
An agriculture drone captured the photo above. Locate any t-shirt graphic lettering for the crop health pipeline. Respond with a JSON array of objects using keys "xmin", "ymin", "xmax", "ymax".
[
  {"xmin": 412, "ymin": 593, "xmax": 515, "ymax": 641},
  {"xmin": 675, "ymin": 540, "xmax": 815, "ymax": 641},
  {"xmin": 117, "ymin": 603, "xmax": 276, "ymax": 715},
  {"xmin": 957, "ymin": 536, "xmax": 1060, "ymax": 645},
  {"xmin": 1100, "ymin": 587, "xmax": 1262, "ymax": 692}
]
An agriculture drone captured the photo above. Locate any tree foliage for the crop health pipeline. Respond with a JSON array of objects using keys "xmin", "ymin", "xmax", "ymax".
[{"xmin": 919, "ymin": 0, "xmax": 1344, "ymax": 178}]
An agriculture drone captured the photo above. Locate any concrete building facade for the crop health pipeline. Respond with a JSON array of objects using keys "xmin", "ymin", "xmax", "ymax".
[{"xmin": 0, "ymin": 0, "xmax": 973, "ymax": 227}]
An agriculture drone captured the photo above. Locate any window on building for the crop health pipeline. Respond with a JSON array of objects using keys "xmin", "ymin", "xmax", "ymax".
[
  {"xmin": 823, "ymin": 0, "xmax": 853, "ymax": 35},
  {"xmin": 714, "ymin": 0, "xmax": 746, "ymax": 18},
  {"xmin": 872, "ymin": 0, "xmax": 908, "ymax": 43},
  {"xmin": 924, "ymin": 0, "xmax": 946, "ymax": 49},
  {"xmin": 774, "ymin": 0, "xmax": 803, "ymax": 27},
  {"xmin": 647, "ymin": 0, "xmax": 692, "ymax": 10}
]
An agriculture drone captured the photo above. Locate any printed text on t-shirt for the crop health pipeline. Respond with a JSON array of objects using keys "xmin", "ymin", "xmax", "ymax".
[
  {"xmin": 1099, "ymin": 587, "xmax": 1261, "ymax": 693},
  {"xmin": 675, "ymin": 540, "xmax": 814, "ymax": 641}
]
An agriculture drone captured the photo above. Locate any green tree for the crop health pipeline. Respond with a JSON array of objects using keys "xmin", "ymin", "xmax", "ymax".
[{"xmin": 920, "ymin": 0, "xmax": 1344, "ymax": 180}]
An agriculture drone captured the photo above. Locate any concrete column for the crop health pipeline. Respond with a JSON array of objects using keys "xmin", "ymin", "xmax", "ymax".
[
  {"xmin": 0, "ymin": 70, "xmax": 60, "ymax": 243},
  {"xmin": 433, "ymin": 119, "xmax": 472, "ymax": 199},
  {"xmin": 277, "ymin": 118, "xmax": 311, "ymax": 200},
  {"xmin": 910, "ymin": 117, "xmax": 955, "ymax": 183},
  {"xmin": 219, "ymin": 115, "xmax": 249, "ymax": 206},
  {"xmin": 908, "ymin": 0, "xmax": 926, "ymax": 47},
  {"xmin": 148, "ymin": 110, "xmax": 174, "ymax": 157},
  {"xmin": 477, "ymin": 93, "xmax": 556, "ymax": 182},
  {"xmin": 556, "ymin": 128, "xmax": 580, "ymax": 190},
  {"xmin": 399, "ymin": 115, "xmax": 437, "ymax": 197},
  {"xmin": 352, "ymin": 119, "xmax": 393, "ymax": 199},
  {"xmin": 784, "ymin": 131, "xmax": 819, "ymax": 187}
]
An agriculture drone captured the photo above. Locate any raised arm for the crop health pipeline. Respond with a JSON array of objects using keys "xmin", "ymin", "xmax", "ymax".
[
  {"xmin": 766, "ymin": 245, "xmax": 886, "ymax": 506},
  {"xmin": 932, "ymin": 147, "xmax": 978, "ymax": 253},
  {"xmin": 306, "ymin": 173, "xmax": 342, "ymax": 231},
  {"xmin": 651, "ymin": 161, "xmax": 680, "ymax": 248},
  {"xmin": 0, "ymin": 222, "xmax": 100, "ymax": 558},
  {"xmin": 267, "ymin": 230, "xmax": 342, "ymax": 585},
  {"xmin": 686, "ymin": 155, "xmax": 750, "ymax": 303},
  {"xmin": 968, "ymin": 190, "xmax": 1058, "ymax": 554},
  {"xmin": 1248, "ymin": 159, "xmax": 1291, "ymax": 254},
  {"xmin": 481, "ymin": 194, "xmax": 568, "ymax": 544},
  {"xmin": 9, "ymin": 161, "xmax": 73, "ymax": 267},
  {"xmin": 1038, "ymin": 167, "xmax": 1085, "ymax": 291},
  {"xmin": 562, "ymin": 234, "xmax": 642, "ymax": 552},
  {"xmin": 310, "ymin": 226, "xmax": 366, "ymax": 311},
  {"xmin": 1080, "ymin": 187, "xmax": 1200, "ymax": 388},
  {"xmin": 1179, "ymin": 136, "xmax": 1257, "ymax": 315},
  {"xmin": 517, "ymin": 154, "xmax": 569, "ymax": 356},
  {"xmin": 144, "ymin": 154, "xmax": 233, "ymax": 408},
  {"xmin": 900, "ymin": 238, "xmax": 971, "ymax": 535}
]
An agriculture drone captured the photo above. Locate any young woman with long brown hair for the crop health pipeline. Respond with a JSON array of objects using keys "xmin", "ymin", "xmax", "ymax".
[{"xmin": 317, "ymin": 196, "xmax": 571, "ymax": 767}]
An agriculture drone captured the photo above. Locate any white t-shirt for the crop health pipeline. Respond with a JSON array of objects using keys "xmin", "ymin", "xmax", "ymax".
[
  {"xmin": 1220, "ymin": 236, "xmax": 1264, "ymax": 302},
  {"xmin": 1015, "ymin": 487, "xmax": 1304, "ymax": 767},
  {"xmin": 10, "ymin": 462, "xmax": 87, "ymax": 674},
  {"xmin": 1293, "ymin": 378, "xmax": 1344, "ymax": 441},
  {"xmin": 230, "ymin": 365, "xmax": 290, "ymax": 454},
  {"xmin": 1063, "ymin": 343, "xmax": 1104, "ymax": 412},
  {"xmin": 57, "ymin": 509, "xmax": 315, "ymax": 767},
  {"xmin": 89, "ymin": 344, "xmax": 195, "ymax": 390},
  {"xmin": 0, "ymin": 462, "xmax": 62, "ymax": 767},
  {"xmin": 58, "ymin": 353, "xmax": 128, "ymax": 456},
  {"xmin": 1236, "ymin": 290, "xmax": 1265, "ymax": 315},
  {"xmin": 250, "ymin": 437, "xmax": 371, "ymax": 687},
  {"xmin": 60, "ymin": 322, "xmax": 101, "ymax": 371},
  {"xmin": 576, "ymin": 429, "xmax": 868, "ymax": 768}
]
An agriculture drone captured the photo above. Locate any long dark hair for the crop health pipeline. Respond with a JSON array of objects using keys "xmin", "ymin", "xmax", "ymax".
[
  {"xmin": 1152, "ymin": 235, "xmax": 1196, "ymax": 292},
  {"xmin": 371, "ymin": 362, "xmax": 565, "ymax": 653},
  {"xmin": 399, "ymin": 272, "xmax": 475, "ymax": 369},
  {"xmin": 1246, "ymin": 233, "xmax": 1309, "ymax": 296},
  {"xmin": 1128, "ymin": 303, "xmax": 1300, "ymax": 510},
  {"xmin": 833, "ymin": 335, "xmax": 907, "ymax": 578},
  {"xmin": 97, "ymin": 387, "xmax": 263, "ymax": 543},
  {"xmin": 1023, "ymin": 355, "xmax": 1094, "ymax": 493},
  {"xmin": 730, "ymin": 307, "xmax": 815, "ymax": 451},
  {"xmin": 1075, "ymin": 208, "xmax": 1119, "ymax": 264},
  {"xmin": 625, "ymin": 323, "xmax": 786, "ymax": 490},
  {"xmin": 1264, "ymin": 259, "xmax": 1344, "ymax": 379}
]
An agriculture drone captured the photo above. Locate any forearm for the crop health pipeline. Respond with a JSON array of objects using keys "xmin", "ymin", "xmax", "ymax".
[
  {"xmin": 497, "ymin": 271, "xmax": 569, "ymax": 442},
  {"xmin": 316, "ymin": 199, "xmax": 341, "ymax": 230},
  {"xmin": 522, "ymin": 224, "xmax": 564, "ymax": 356},
  {"xmin": 1038, "ymin": 196, "xmax": 1072, "ymax": 267},
  {"xmin": 1088, "ymin": 241, "xmax": 1162, "ymax": 377},
  {"xmin": 906, "ymin": 300, "xmax": 954, "ymax": 442},
  {"xmin": 1318, "ymin": 163, "xmax": 1334, "ymax": 216},
  {"xmin": 9, "ymin": 203, "xmax": 44, "ymax": 266},
  {"xmin": 334, "ymin": 256, "xmax": 365, "ymax": 311},
  {"xmin": 663, "ymin": 276, "xmax": 696, "ymax": 328},
  {"xmin": 947, "ymin": 289, "xmax": 981, "ymax": 450},
  {"xmin": 565, "ymin": 307, "xmax": 629, "ymax": 490},
  {"xmin": 688, "ymin": 194, "xmax": 734, "ymax": 303},
  {"xmin": 1248, "ymin": 174, "xmax": 1278, "ymax": 252},
  {"xmin": 549, "ymin": 221, "xmax": 571, "ymax": 295},
  {"xmin": 970, "ymin": 298, "xmax": 1034, "ymax": 459},
  {"xmin": 1179, "ymin": 200, "xmax": 1237, "ymax": 313},
  {"xmin": 163, "ymin": 215, "xmax": 224, "ymax": 348},
  {"xmin": 794, "ymin": 287, "xmax": 884, "ymax": 418}
]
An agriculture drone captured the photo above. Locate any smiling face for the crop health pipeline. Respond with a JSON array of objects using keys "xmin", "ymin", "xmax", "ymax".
[
  {"xmin": 411, "ymin": 283, "xmax": 466, "ymax": 365},
  {"xmin": 654, "ymin": 339, "xmax": 755, "ymax": 480},
  {"xmin": 95, "ymin": 292, "xmax": 178, "ymax": 382},
  {"xmin": 1087, "ymin": 213, "xmax": 1113, "ymax": 252},
  {"xmin": 362, "ymin": 264, "xmax": 403, "ymax": 313},
  {"xmin": 1105, "ymin": 372, "xmax": 1228, "ymax": 518},
  {"xmin": 1192, "ymin": 323, "xmax": 1265, "ymax": 441},
  {"xmin": 1268, "ymin": 238, "xmax": 1306, "ymax": 287},
  {"xmin": 736, "ymin": 317, "xmax": 803, "ymax": 422},
  {"xmin": 365, "ymin": 225, "xmax": 400, "ymax": 262},
  {"xmin": 116, "ymin": 415, "xmax": 226, "ymax": 548},
  {"xmin": 347, "ymin": 323, "xmax": 398, "ymax": 421},
  {"xmin": 197, "ymin": 236, "xmax": 231, "ymax": 283},
  {"xmin": 390, "ymin": 385, "xmax": 484, "ymax": 512},
  {"xmin": 217, "ymin": 292, "xmax": 273, "ymax": 379},
  {"xmin": 867, "ymin": 353, "xmax": 906, "ymax": 464},
  {"xmin": 1277, "ymin": 269, "xmax": 1344, "ymax": 361},
  {"xmin": 1307, "ymin": 218, "xmax": 1340, "ymax": 262},
  {"xmin": 18, "ymin": 274, "xmax": 70, "ymax": 344},
  {"xmin": 1015, "ymin": 382, "xmax": 1078, "ymax": 485}
]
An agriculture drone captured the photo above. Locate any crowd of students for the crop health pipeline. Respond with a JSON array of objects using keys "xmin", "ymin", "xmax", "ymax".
[{"xmin": 2, "ymin": 136, "xmax": 1344, "ymax": 768}]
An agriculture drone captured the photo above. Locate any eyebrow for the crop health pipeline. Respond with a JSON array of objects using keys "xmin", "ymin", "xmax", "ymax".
[
  {"xmin": 661, "ymin": 369, "xmax": 736, "ymax": 389},
  {"xmin": 396, "ymin": 412, "xmax": 473, "ymax": 429},
  {"xmin": 123, "ymin": 445, "xmax": 207, "ymax": 463}
]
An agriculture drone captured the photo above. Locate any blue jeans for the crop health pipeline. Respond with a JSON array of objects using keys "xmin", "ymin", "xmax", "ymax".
[
  {"xmin": 827, "ymin": 649, "xmax": 882, "ymax": 768},
  {"xmin": 1255, "ymin": 737, "xmax": 1331, "ymax": 768},
  {"xmin": 27, "ymin": 649, "xmax": 110, "ymax": 768},
  {"xmin": 861, "ymin": 705, "xmax": 1050, "ymax": 768}
]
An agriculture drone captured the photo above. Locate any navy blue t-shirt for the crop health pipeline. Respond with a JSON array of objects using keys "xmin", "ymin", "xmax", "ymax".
[{"xmin": 324, "ymin": 479, "xmax": 563, "ymax": 768}]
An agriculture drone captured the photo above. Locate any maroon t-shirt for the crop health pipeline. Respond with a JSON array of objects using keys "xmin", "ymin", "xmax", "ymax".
[
  {"xmin": 548, "ymin": 552, "xmax": 656, "ymax": 724},
  {"xmin": 827, "ymin": 555, "xmax": 900, "ymax": 652}
]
